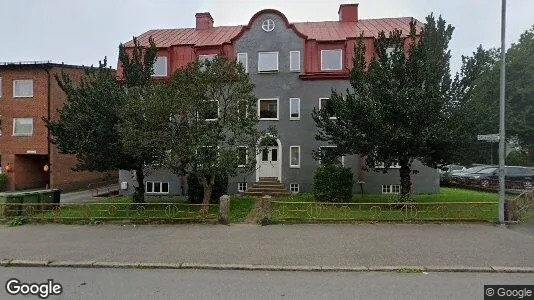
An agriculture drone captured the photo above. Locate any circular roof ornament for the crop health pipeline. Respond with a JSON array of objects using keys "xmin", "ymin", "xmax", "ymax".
[{"xmin": 262, "ymin": 19, "xmax": 275, "ymax": 32}]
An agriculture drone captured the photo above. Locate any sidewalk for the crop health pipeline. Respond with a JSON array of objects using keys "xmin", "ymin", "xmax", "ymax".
[{"xmin": 0, "ymin": 223, "xmax": 532, "ymax": 270}]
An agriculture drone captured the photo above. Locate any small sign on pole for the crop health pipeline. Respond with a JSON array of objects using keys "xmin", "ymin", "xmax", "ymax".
[{"xmin": 477, "ymin": 134, "xmax": 500, "ymax": 142}]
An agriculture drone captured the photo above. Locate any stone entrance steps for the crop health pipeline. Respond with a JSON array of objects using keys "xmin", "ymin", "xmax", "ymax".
[{"xmin": 244, "ymin": 177, "xmax": 291, "ymax": 196}]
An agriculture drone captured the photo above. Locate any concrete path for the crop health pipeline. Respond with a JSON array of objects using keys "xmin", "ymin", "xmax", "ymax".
[
  {"xmin": 0, "ymin": 223, "xmax": 532, "ymax": 269},
  {"xmin": 60, "ymin": 185, "xmax": 119, "ymax": 203}
]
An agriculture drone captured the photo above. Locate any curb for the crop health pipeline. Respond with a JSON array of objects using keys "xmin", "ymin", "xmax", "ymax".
[{"xmin": 1, "ymin": 260, "xmax": 533, "ymax": 273}]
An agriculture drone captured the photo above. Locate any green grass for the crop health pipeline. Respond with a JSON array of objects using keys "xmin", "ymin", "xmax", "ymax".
[
  {"xmin": 229, "ymin": 196, "xmax": 257, "ymax": 222},
  {"xmin": 271, "ymin": 188, "xmax": 499, "ymax": 222}
]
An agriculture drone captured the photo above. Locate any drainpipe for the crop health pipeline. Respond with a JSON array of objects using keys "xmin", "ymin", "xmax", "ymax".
[{"xmin": 44, "ymin": 64, "xmax": 52, "ymax": 189}]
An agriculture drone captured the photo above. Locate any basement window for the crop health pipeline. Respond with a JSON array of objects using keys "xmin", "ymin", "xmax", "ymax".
[
  {"xmin": 146, "ymin": 181, "xmax": 170, "ymax": 194},
  {"xmin": 290, "ymin": 183, "xmax": 299, "ymax": 194},
  {"xmin": 382, "ymin": 184, "xmax": 401, "ymax": 194},
  {"xmin": 238, "ymin": 182, "xmax": 247, "ymax": 193}
]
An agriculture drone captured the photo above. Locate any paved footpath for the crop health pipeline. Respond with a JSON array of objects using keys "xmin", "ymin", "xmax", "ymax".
[{"xmin": 0, "ymin": 223, "xmax": 532, "ymax": 271}]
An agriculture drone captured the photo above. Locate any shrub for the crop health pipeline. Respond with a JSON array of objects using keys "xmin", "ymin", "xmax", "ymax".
[
  {"xmin": 0, "ymin": 173, "xmax": 7, "ymax": 192},
  {"xmin": 187, "ymin": 173, "xmax": 229, "ymax": 204},
  {"xmin": 313, "ymin": 165, "xmax": 353, "ymax": 202}
]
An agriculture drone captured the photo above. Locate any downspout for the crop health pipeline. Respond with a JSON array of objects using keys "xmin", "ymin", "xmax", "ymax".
[{"xmin": 44, "ymin": 65, "xmax": 52, "ymax": 189}]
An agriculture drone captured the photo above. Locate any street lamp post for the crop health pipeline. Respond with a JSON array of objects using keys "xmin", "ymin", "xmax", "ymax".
[{"xmin": 498, "ymin": 0, "xmax": 507, "ymax": 224}]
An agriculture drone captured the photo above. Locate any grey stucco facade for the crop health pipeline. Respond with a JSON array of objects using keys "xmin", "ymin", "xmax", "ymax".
[{"xmin": 119, "ymin": 11, "xmax": 439, "ymax": 197}]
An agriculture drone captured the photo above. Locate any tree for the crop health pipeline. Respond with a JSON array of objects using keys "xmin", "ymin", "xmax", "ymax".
[
  {"xmin": 467, "ymin": 26, "xmax": 534, "ymax": 163},
  {"xmin": 44, "ymin": 37, "xmax": 157, "ymax": 203},
  {"xmin": 313, "ymin": 14, "xmax": 468, "ymax": 200},
  {"xmin": 119, "ymin": 55, "xmax": 274, "ymax": 204}
]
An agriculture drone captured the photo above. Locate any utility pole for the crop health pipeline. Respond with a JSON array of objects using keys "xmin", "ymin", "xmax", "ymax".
[{"xmin": 498, "ymin": 0, "xmax": 507, "ymax": 224}]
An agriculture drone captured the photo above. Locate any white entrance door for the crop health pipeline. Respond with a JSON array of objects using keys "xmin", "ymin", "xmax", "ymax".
[{"xmin": 257, "ymin": 146, "xmax": 280, "ymax": 179}]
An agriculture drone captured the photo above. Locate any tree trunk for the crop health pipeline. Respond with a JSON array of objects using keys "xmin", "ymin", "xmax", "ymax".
[
  {"xmin": 133, "ymin": 167, "xmax": 145, "ymax": 203},
  {"xmin": 201, "ymin": 174, "xmax": 215, "ymax": 205},
  {"xmin": 399, "ymin": 159, "xmax": 411, "ymax": 203}
]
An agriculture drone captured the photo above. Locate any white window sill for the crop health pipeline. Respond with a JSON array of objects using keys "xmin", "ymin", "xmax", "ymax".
[
  {"xmin": 259, "ymin": 118, "xmax": 279, "ymax": 121},
  {"xmin": 205, "ymin": 119, "xmax": 218, "ymax": 122},
  {"xmin": 320, "ymin": 68, "xmax": 343, "ymax": 71},
  {"xmin": 151, "ymin": 74, "xmax": 167, "ymax": 77},
  {"xmin": 289, "ymin": 165, "xmax": 301, "ymax": 169},
  {"xmin": 13, "ymin": 96, "xmax": 33, "ymax": 98},
  {"xmin": 290, "ymin": 117, "xmax": 300, "ymax": 121},
  {"xmin": 238, "ymin": 165, "xmax": 246, "ymax": 168},
  {"xmin": 258, "ymin": 70, "xmax": 279, "ymax": 73},
  {"xmin": 12, "ymin": 134, "xmax": 33, "ymax": 136}
]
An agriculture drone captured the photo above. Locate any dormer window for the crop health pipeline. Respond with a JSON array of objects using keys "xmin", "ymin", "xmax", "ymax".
[
  {"xmin": 198, "ymin": 54, "xmax": 217, "ymax": 63},
  {"xmin": 152, "ymin": 57, "xmax": 167, "ymax": 77},
  {"xmin": 321, "ymin": 49, "xmax": 343, "ymax": 71}
]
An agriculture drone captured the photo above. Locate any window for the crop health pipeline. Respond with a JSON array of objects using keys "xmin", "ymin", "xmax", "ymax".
[
  {"xmin": 237, "ymin": 146, "xmax": 248, "ymax": 167},
  {"xmin": 262, "ymin": 19, "xmax": 275, "ymax": 32},
  {"xmin": 382, "ymin": 184, "xmax": 400, "ymax": 194},
  {"xmin": 319, "ymin": 98, "xmax": 336, "ymax": 119},
  {"xmin": 290, "ymin": 146, "xmax": 300, "ymax": 168},
  {"xmin": 376, "ymin": 162, "xmax": 401, "ymax": 169},
  {"xmin": 319, "ymin": 146, "xmax": 344, "ymax": 166},
  {"xmin": 237, "ymin": 53, "xmax": 248, "ymax": 73},
  {"xmin": 13, "ymin": 118, "xmax": 33, "ymax": 136},
  {"xmin": 238, "ymin": 182, "xmax": 248, "ymax": 192},
  {"xmin": 201, "ymin": 100, "xmax": 219, "ymax": 121},
  {"xmin": 321, "ymin": 49, "xmax": 343, "ymax": 71},
  {"xmin": 146, "ymin": 181, "xmax": 170, "ymax": 194},
  {"xmin": 290, "ymin": 51, "xmax": 300, "ymax": 72},
  {"xmin": 152, "ymin": 57, "xmax": 167, "ymax": 77},
  {"xmin": 289, "ymin": 98, "xmax": 300, "ymax": 120},
  {"xmin": 198, "ymin": 54, "xmax": 217, "ymax": 63},
  {"xmin": 258, "ymin": 98, "xmax": 279, "ymax": 120},
  {"xmin": 290, "ymin": 183, "xmax": 299, "ymax": 194},
  {"xmin": 13, "ymin": 80, "xmax": 33, "ymax": 97},
  {"xmin": 258, "ymin": 52, "xmax": 279, "ymax": 72}
]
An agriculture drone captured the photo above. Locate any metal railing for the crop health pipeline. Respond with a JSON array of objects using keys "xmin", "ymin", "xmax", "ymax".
[
  {"xmin": 0, "ymin": 202, "xmax": 218, "ymax": 223},
  {"xmin": 271, "ymin": 201, "xmax": 498, "ymax": 222}
]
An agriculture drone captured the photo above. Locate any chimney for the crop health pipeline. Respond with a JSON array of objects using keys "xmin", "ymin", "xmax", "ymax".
[
  {"xmin": 195, "ymin": 12, "xmax": 214, "ymax": 29},
  {"xmin": 338, "ymin": 4, "xmax": 358, "ymax": 22}
]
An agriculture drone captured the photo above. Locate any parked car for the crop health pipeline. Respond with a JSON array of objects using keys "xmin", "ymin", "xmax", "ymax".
[
  {"xmin": 450, "ymin": 165, "xmax": 492, "ymax": 184},
  {"xmin": 466, "ymin": 166, "xmax": 534, "ymax": 189},
  {"xmin": 440, "ymin": 164, "xmax": 467, "ymax": 183}
]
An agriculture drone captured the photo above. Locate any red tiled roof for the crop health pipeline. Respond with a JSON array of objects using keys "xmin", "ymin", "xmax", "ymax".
[
  {"xmin": 123, "ymin": 26, "xmax": 243, "ymax": 47},
  {"xmin": 294, "ymin": 17, "xmax": 422, "ymax": 41},
  {"xmin": 123, "ymin": 17, "xmax": 422, "ymax": 48}
]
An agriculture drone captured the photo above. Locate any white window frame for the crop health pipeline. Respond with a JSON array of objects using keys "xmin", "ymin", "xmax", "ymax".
[
  {"xmin": 320, "ymin": 49, "xmax": 343, "ymax": 71},
  {"xmin": 12, "ymin": 118, "xmax": 33, "ymax": 136},
  {"xmin": 376, "ymin": 162, "xmax": 401, "ymax": 169},
  {"xmin": 237, "ymin": 182, "xmax": 248, "ymax": 193},
  {"xmin": 13, "ymin": 79, "xmax": 34, "ymax": 98},
  {"xmin": 237, "ymin": 53, "xmax": 248, "ymax": 73},
  {"xmin": 203, "ymin": 100, "xmax": 219, "ymax": 121},
  {"xmin": 319, "ymin": 97, "xmax": 337, "ymax": 120},
  {"xmin": 145, "ymin": 181, "xmax": 170, "ymax": 194},
  {"xmin": 237, "ymin": 146, "xmax": 248, "ymax": 167},
  {"xmin": 262, "ymin": 19, "xmax": 276, "ymax": 32},
  {"xmin": 289, "ymin": 146, "xmax": 301, "ymax": 168},
  {"xmin": 382, "ymin": 184, "xmax": 400, "ymax": 195},
  {"xmin": 289, "ymin": 98, "xmax": 300, "ymax": 120},
  {"xmin": 319, "ymin": 145, "xmax": 345, "ymax": 166},
  {"xmin": 290, "ymin": 183, "xmax": 300, "ymax": 194},
  {"xmin": 0, "ymin": 77, "xmax": 2, "ymax": 98},
  {"xmin": 289, "ymin": 51, "xmax": 300, "ymax": 72},
  {"xmin": 257, "ymin": 98, "xmax": 279, "ymax": 120},
  {"xmin": 258, "ymin": 51, "xmax": 279, "ymax": 73},
  {"xmin": 152, "ymin": 56, "xmax": 168, "ymax": 77}
]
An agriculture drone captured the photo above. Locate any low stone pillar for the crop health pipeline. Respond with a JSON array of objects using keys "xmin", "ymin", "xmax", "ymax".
[
  {"xmin": 219, "ymin": 195, "xmax": 230, "ymax": 225},
  {"xmin": 260, "ymin": 195, "xmax": 272, "ymax": 226}
]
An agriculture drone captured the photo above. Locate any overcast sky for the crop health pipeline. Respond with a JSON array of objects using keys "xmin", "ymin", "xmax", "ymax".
[{"xmin": 0, "ymin": 0, "xmax": 532, "ymax": 73}]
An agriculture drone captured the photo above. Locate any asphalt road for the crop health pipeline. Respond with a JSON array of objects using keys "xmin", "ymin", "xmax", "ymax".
[{"xmin": 0, "ymin": 267, "xmax": 532, "ymax": 300}]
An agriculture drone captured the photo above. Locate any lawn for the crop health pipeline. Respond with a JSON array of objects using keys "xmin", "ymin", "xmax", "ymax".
[
  {"xmin": 229, "ymin": 196, "xmax": 256, "ymax": 222},
  {"xmin": 270, "ymin": 188, "xmax": 499, "ymax": 223}
]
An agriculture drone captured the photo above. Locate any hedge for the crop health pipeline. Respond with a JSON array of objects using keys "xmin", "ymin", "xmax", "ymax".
[{"xmin": 313, "ymin": 165, "xmax": 353, "ymax": 202}]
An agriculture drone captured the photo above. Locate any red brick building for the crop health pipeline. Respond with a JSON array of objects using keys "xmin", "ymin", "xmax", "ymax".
[{"xmin": 0, "ymin": 61, "xmax": 116, "ymax": 191}]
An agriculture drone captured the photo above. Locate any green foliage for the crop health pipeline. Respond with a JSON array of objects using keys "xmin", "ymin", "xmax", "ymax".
[
  {"xmin": 8, "ymin": 216, "xmax": 25, "ymax": 227},
  {"xmin": 187, "ymin": 173, "xmax": 228, "ymax": 204},
  {"xmin": 506, "ymin": 149, "xmax": 534, "ymax": 166},
  {"xmin": 313, "ymin": 14, "xmax": 463, "ymax": 198},
  {"xmin": 0, "ymin": 173, "xmax": 7, "ymax": 191},
  {"xmin": 132, "ymin": 55, "xmax": 276, "ymax": 204},
  {"xmin": 313, "ymin": 165, "xmax": 353, "ymax": 202},
  {"xmin": 44, "ymin": 36, "xmax": 158, "ymax": 203}
]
